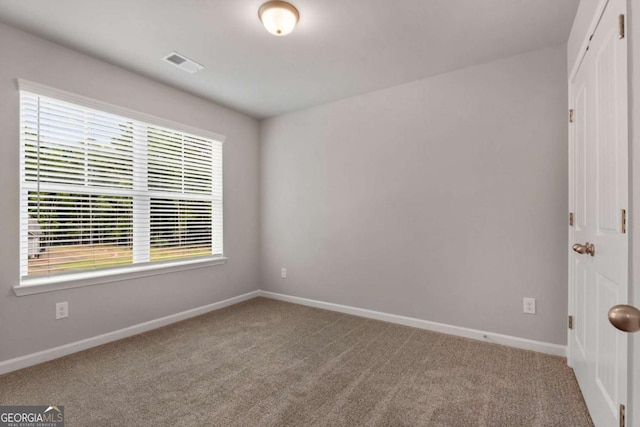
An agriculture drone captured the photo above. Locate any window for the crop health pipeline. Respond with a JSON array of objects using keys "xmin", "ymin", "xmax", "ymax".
[{"xmin": 19, "ymin": 84, "xmax": 224, "ymax": 286}]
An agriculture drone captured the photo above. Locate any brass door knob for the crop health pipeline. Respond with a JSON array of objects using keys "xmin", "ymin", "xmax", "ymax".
[
  {"xmin": 608, "ymin": 305, "xmax": 640, "ymax": 333},
  {"xmin": 572, "ymin": 242, "xmax": 595, "ymax": 256}
]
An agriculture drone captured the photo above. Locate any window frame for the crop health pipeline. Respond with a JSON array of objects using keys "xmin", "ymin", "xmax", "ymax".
[{"xmin": 14, "ymin": 79, "xmax": 227, "ymax": 296}]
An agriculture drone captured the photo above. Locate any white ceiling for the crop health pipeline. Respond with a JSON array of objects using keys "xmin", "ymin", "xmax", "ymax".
[{"xmin": 0, "ymin": 0, "xmax": 579, "ymax": 118}]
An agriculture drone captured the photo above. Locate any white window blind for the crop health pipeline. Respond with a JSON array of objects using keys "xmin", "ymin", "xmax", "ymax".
[{"xmin": 19, "ymin": 90, "xmax": 223, "ymax": 282}]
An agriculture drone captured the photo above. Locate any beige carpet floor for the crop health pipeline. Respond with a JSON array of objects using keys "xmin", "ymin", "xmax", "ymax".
[{"xmin": 0, "ymin": 297, "xmax": 592, "ymax": 426}]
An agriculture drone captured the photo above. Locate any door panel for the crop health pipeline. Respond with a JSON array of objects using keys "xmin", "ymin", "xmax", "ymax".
[
  {"xmin": 595, "ymin": 274, "xmax": 619, "ymax": 414},
  {"xmin": 595, "ymin": 31, "xmax": 619, "ymax": 234},
  {"xmin": 575, "ymin": 261, "xmax": 588, "ymax": 359},
  {"xmin": 574, "ymin": 80, "xmax": 588, "ymax": 232},
  {"xmin": 568, "ymin": 0, "xmax": 628, "ymax": 425}
]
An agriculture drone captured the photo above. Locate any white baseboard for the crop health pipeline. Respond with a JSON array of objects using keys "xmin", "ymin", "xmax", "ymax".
[
  {"xmin": 0, "ymin": 290, "xmax": 260, "ymax": 376},
  {"xmin": 257, "ymin": 290, "xmax": 567, "ymax": 357},
  {"xmin": 0, "ymin": 288, "xmax": 566, "ymax": 376}
]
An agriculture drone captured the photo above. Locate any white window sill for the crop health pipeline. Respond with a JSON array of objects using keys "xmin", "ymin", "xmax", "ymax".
[{"xmin": 13, "ymin": 257, "xmax": 228, "ymax": 296}]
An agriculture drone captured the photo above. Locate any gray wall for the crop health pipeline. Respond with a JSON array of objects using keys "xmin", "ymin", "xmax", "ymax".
[
  {"xmin": 260, "ymin": 45, "xmax": 568, "ymax": 345},
  {"xmin": 0, "ymin": 23, "xmax": 260, "ymax": 362}
]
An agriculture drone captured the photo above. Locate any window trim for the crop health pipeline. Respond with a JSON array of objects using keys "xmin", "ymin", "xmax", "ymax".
[
  {"xmin": 14, "ymin": 79, "xmax": 227, "ymax": 296},
  {"xmin": 13, "ymin": 257, "xmax": 228, "ymax": 296}
]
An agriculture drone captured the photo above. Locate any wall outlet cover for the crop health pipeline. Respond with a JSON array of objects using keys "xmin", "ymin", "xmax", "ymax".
[
  {"xmin": 56, "ymin": 301, "xmax": 69, "ymax": 319},
  {"xmin": 523, "ymin": 297, "xmax": 536, "ymax": 315}
]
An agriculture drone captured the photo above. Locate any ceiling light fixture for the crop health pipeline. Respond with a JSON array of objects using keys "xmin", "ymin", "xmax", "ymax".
[{"xmin": 258, "ymin": 1, "xmax": 299, "ymax": 36}]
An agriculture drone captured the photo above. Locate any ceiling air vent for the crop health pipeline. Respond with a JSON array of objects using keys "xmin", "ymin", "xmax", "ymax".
[{"xmin": 162, "ymin": 51, "xmax": 204, "ymax": 74}]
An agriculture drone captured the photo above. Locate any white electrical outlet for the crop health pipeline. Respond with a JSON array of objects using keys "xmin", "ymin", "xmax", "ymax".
[
  {"xmin": 55, "ymin": 302, "xmax": 69, "ymax": 319},
  {"xmin": 281, "ymin": 267, "xmax": 287, "ymax": 279},
  {"xmin": 523, "ymin": 297, "xmax": 536, "ymax": 314}
]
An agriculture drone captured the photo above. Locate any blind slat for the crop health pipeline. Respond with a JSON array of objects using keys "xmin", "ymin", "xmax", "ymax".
[{"xmin": 20, "ymin": 90, "xmax": 223, "ymax": 280}]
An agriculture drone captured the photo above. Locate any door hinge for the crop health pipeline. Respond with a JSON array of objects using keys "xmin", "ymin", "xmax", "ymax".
[
  {"xmin": 619, "ymin": 14, "xmax": 625, "ymax": 39},
  {"xmin": 621, "ymin": 209, "xmax": 627, "ymax": 234},
  {"xmin": 568, "ymin": 315, "xmax": 573, "ymax": 330},
  {"xmin": 569, "ymin": 212, "xmax": 574, "ymax": 227},
  {"xmin": 620, "ymin": 404, "xmax": 625, "ymax": 427},
  {"xmin": 569, "ymin": 109, "xmax": 574, "ymax": 123}
]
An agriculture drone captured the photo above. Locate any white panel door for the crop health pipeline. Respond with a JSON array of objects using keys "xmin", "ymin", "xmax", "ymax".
[
  {"xmin": 568, "ymin": 0, "xmax": 628, "ymax": 426},
  {"xmin": 568, "ymin": 40, "xmax": 591, "ymax": 392}
]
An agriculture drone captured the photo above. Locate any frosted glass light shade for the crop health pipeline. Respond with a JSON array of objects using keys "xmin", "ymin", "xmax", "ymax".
[{"xmin": 259, "ymin": 1, "xmax": 299, "ymax": 36}]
